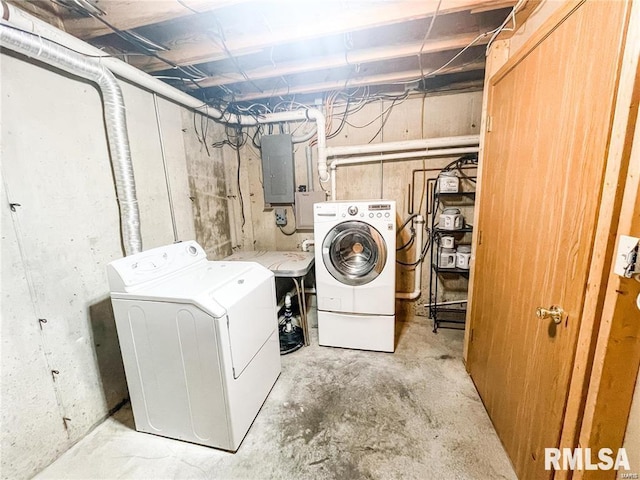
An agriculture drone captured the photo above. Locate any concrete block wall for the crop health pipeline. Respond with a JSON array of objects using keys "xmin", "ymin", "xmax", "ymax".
[{"xmin": 0, "ymin": 53, "xmax": 231, "ymax": 479}]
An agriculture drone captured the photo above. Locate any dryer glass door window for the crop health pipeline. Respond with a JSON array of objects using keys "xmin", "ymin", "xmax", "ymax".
[{"xmin": 323, "ymin": 221, "xmax": 387, "ymax": 286}]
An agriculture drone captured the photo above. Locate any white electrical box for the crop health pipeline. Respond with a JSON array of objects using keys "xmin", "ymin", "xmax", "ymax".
[{"xmin": 613, "ymin": 235, "xmax": 640, "ymax": 278}]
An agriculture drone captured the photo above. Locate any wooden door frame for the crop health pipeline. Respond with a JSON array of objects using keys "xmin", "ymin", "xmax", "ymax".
[{"xmin": 463, "ymin": 0, "xmax": 640, "ymax": 477}]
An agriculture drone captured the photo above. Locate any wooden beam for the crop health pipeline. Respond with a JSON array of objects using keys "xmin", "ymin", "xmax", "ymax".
[
  {"xmin": 7, "ymin": 0, "xmax": 66, "ymax": 30},
  {"xmin": 128, "ymin": 0, "xmax": 514, "ymax": 73},
  {"xmin": 189, "ymin": 31, "xmax": 488, "ymax": 90},
  {"xmin": 470, "ymin": 1, "xmax": 515, "ymax": 14},
  {"xmin": 62, "ymin": 0, "xmax": 247, "ymax": 40},
  {"xmin": 225, "ymin": 59, "xmax": 485, "ymax": 102}
]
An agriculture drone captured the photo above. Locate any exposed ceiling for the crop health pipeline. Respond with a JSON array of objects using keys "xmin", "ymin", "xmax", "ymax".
[{"xmin": 9, "ymin": 1, "xmax": 533, "ymax": 106}]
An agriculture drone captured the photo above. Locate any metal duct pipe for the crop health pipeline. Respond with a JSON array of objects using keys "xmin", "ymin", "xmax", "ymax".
[{"xmin": 0, "ymin": 23, "xmax": 142, "ymax": 255}]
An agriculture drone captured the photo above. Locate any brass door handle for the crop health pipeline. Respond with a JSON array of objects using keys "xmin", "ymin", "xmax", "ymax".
[{"xmin": 536, "ymin": 305, "xmax": 564, "ymax": 324}]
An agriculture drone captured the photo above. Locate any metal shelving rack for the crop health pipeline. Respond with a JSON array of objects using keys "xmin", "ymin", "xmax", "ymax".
[{"xmin": 428, "ymin": 188, "xmax": 476, "ymax": 333}]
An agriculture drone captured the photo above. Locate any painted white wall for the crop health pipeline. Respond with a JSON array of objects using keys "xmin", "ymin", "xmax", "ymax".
[{"xmin": 0, "ymin": 51, "xmax": 228, "ymax": 479}]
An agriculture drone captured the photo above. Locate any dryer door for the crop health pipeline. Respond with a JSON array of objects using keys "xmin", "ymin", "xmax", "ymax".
[{"xmin": 322, "ymin": 220, "xmax": 387, "ymax": 286}]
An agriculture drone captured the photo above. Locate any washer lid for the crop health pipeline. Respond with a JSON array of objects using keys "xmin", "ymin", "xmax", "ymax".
[
  {"xmin": 107, "ymin": 241, "xmax": 208, "ymax": 293},
  {"xmin": 111, "ymin": 262, "xmax": 265, "ymax": 316}
]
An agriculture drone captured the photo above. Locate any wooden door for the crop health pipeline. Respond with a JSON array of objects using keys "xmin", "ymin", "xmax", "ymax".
[{"xmin": 467, "ymin": 2, "xmax": 629, "ymax": 479}]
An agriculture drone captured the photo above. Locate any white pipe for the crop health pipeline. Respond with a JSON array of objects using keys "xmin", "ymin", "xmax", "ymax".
[
  {"xmin": 425, "ymin": 299, "xmax": 468, "ymax": 307},
  {"xmin": 293, "ymin": 125, "xmax": 318, "ymax": 144},
  {"xmin": 0, "ymin": 3, "xmax": 329, "ymax": 180},
  {"xmin": 396, "ymin": 215, "xmax": 425, "ymax": 300},
  {"xmin": 332, "ymin": 147, "xmax": 479, "ymax": 166},
  {"xmin": 326, "ymin": 135, "xmax": 480, "ymax": 157},
  {"xmin": 330, "ymin": 146, "xmax": 479, "ymax": 200},
  {"xmin": 301, "ymin": 239, "xmax": 315, "ymax": 252}
]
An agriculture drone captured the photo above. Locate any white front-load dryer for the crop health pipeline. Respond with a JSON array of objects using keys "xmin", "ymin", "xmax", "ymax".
[{"xmin": 314, "ymin": 200, "xmax": 396, "ymax": 352}]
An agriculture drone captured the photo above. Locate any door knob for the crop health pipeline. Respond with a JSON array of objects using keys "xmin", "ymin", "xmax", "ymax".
[{"xmin": 536, "ymin": 305, "xmax": 564, "ymax": 324}]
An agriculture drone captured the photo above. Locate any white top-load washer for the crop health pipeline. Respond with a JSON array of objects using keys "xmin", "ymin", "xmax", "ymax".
[
  {"xmin": 107, "ymin": 241, "xmax": 281, "ymax": 452},
  {"xmin": 314, "ymin": 201, "xmax": 396, "ymax": 352}
]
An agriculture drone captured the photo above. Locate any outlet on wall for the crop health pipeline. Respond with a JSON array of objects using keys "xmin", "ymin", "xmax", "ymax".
[{"xmin": 275, "ymin": 208, "xmax": 287, "ymax": 226}]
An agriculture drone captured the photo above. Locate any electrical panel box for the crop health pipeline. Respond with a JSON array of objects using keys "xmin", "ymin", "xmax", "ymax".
[
  {"xmin": 295, "ymin": 191, "xmax": 326, "ymax": 230},
  {"xmin": 261, "ymin": 134, "xmax": 294, "ymax": 204}
]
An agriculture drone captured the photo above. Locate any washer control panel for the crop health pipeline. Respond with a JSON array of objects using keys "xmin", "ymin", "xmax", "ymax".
[
  {"xmin": 107, "ymin": 241, "xmax": 207, "ymax": 292},
  {"xmin": 314, "ymin": 201, "xmax": 395, "ymax": 224}
]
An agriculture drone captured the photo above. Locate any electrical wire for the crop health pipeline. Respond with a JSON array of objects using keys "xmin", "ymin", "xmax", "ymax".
[
  {"xmin": 367, "ymin": 96, "xmax": 401, "ymax": 143},
  {"xmin": 425, "ymin": 0, "xmax": 525, "ymax": 81},
  {"xmin": 235, "ymin": 138, "xmax": 246, "ymax": 228},
  {"xmin": 485, "ymin": 0, "xmax": 526, "ymax": 54},
  {"xmin": 278, "ymin": 208, "xmax": 297, "ymax": 236},
  {"xmin": 192, "ymin": 109, "xmax": 211, "ymax": 156},
  {"xmin": 396, "ymin": 232, "xmax": 415, "ymax": 252},
  {"xmin": 397, "ymin": 232, "xmax": 431, "ymax": 267},
  {"xmin": 398, "ymin": 214, "xmax": 419, "ymax": 233},
  {"xmin": 0, "ymin": 23, "xmax": 148, "ymax": 58},
  {"xmin": 418, "ymin": 0, "xmax": 443, "ymax": 81},
  {"xmin": 37, "ymin": 3, "xmax": 211, "ymax": 87}
]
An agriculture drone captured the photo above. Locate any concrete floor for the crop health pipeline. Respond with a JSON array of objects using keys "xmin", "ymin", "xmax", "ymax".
[{"xmin": 36, "ymin": 317, "xmax": 517, "ymax": 480}]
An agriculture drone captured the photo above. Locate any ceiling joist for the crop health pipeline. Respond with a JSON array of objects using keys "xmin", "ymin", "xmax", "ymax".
[
  {"xmin": 189, "ymin": 31, "xmax": 490, "ymax": 90},
  {"xmin": 7, "ymin": 0, "xmax": 522, "ymax": 102},
  {"xmin": 61, "ymin": 0, "xmax": 249, "ymax": 39},
  {"xmin": 124, "ymin": 0, "xmax": 515, "ymax": 73},
  {"xmin": 227, "ymin": 59, "xmax": 486, "ymax": 102}
]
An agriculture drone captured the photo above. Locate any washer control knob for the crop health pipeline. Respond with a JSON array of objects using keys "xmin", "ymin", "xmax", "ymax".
[
  {"xmin": 384, "ymin": 212, "xmax": 390, "ymax": 218},
  {"xmin": 369, "ymin": 213, "xmax": 374, "ymax": 218},
  {"xmin": 347, "ymin": 206, "xmax": 358, "ymax": 216},
  {"xmin": 376, "ymin": 213, "xmax": 382, "ymax": 218}
]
